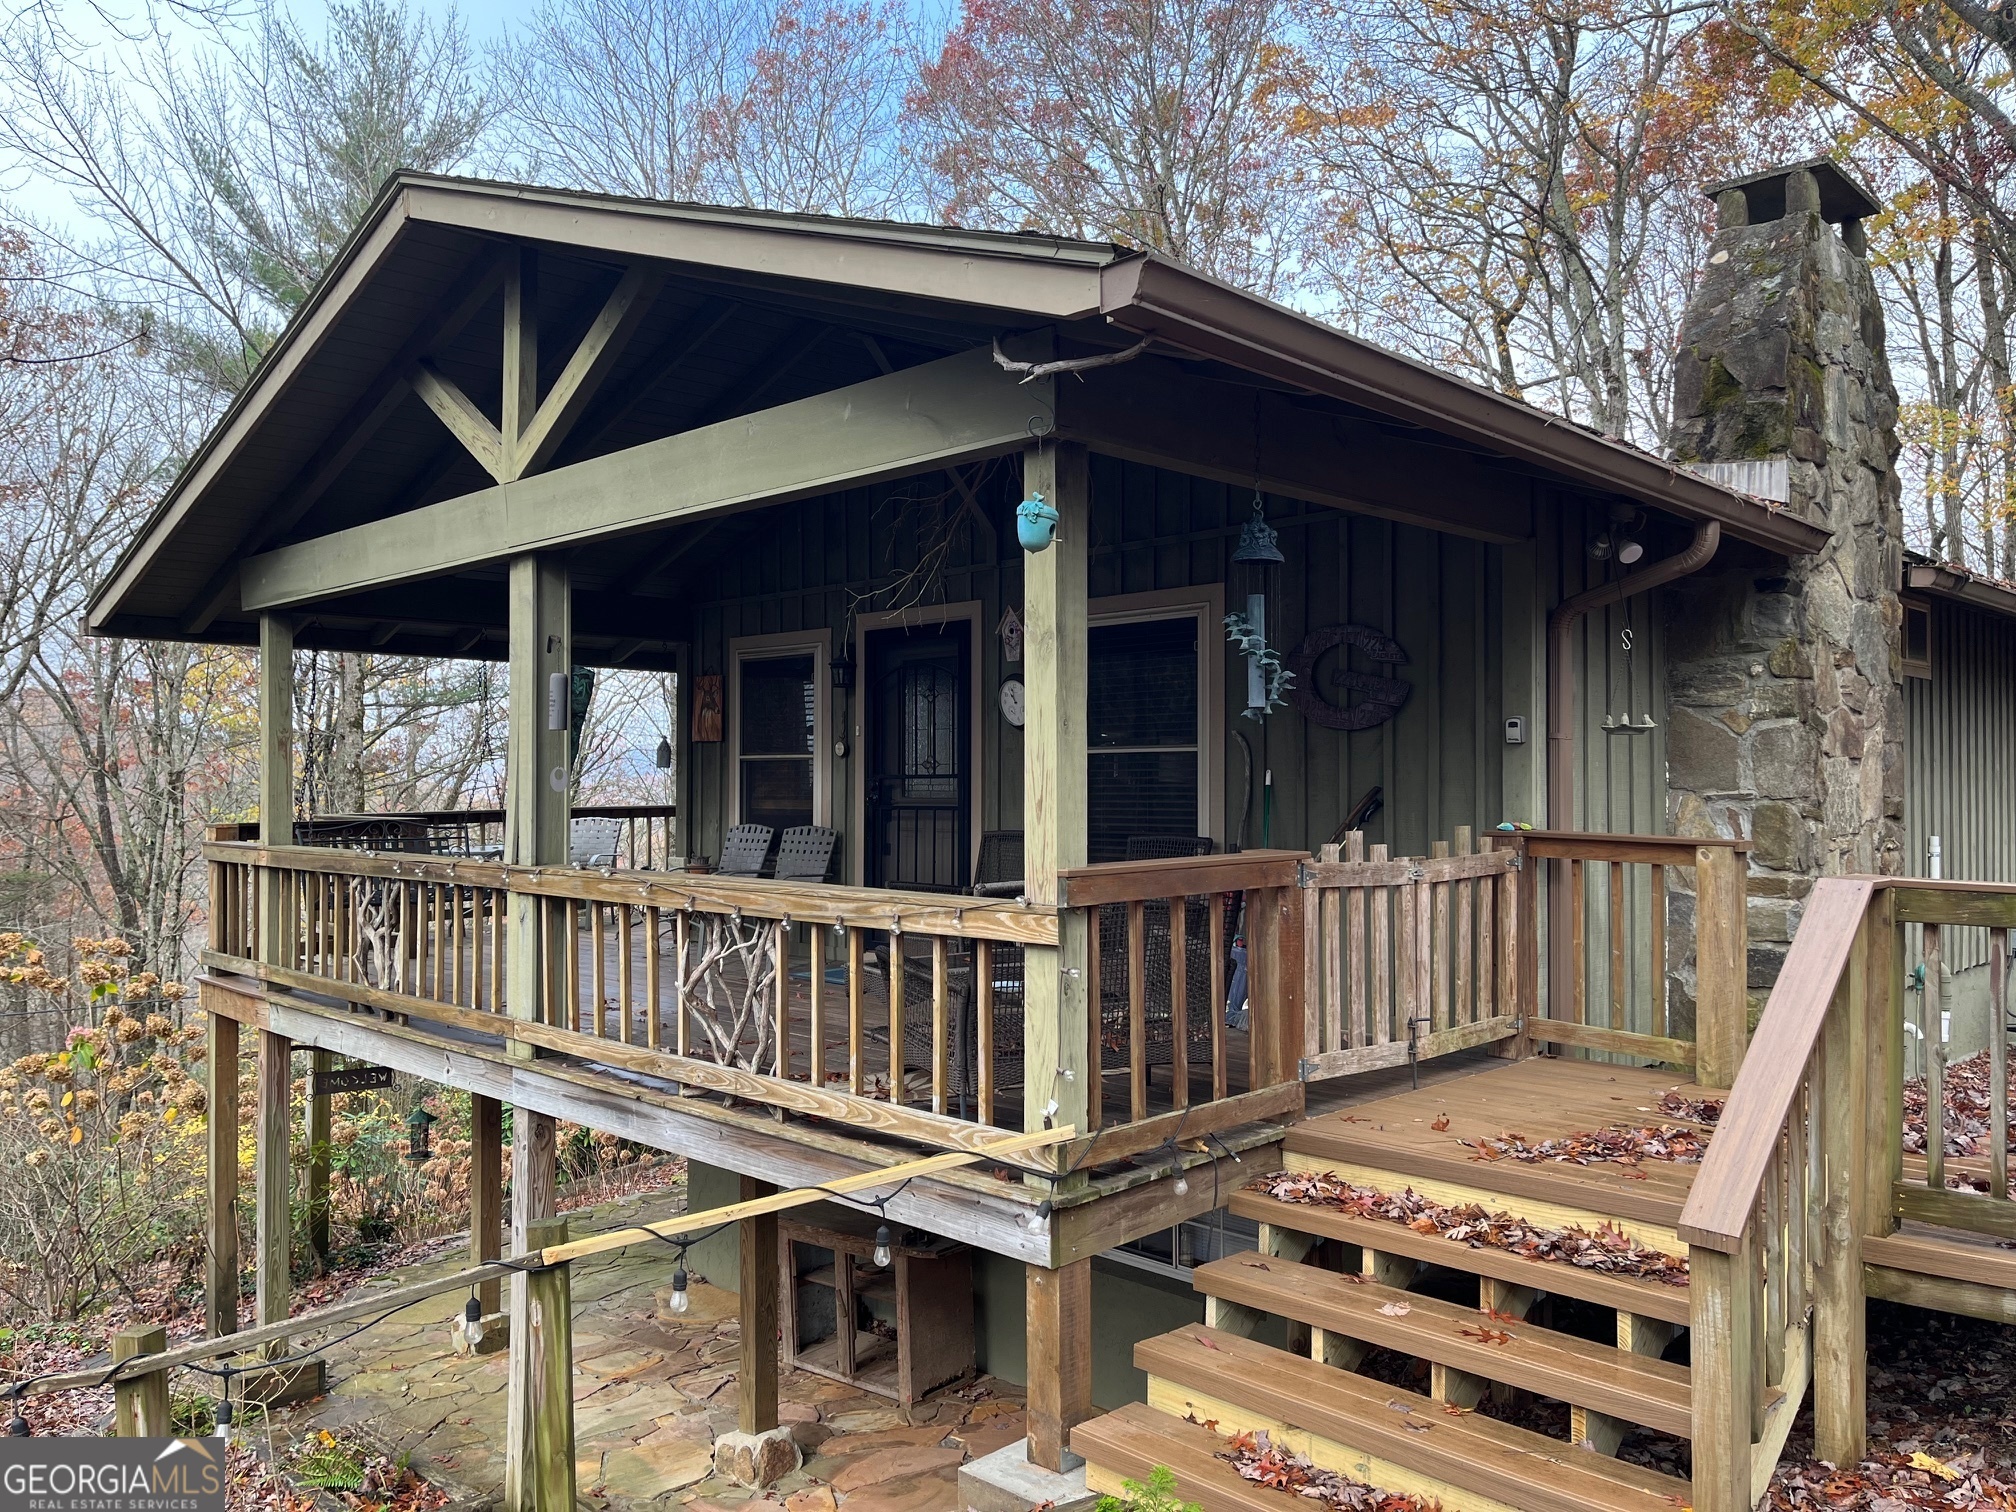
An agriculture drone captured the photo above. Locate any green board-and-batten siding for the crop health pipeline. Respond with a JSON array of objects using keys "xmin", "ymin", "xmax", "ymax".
[
  {"xmin": 1907, "ymin": 594, "xmax": 2016, "ymax": 973},
  {"xmin": 678, "ymin": 454, "xmax": 1527, "ymax": 875}
]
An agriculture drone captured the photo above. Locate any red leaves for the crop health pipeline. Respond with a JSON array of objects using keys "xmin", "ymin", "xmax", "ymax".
[
  {"xmin": 1482, "ymin": 1307, "xmax": 1521, "ymax": 1324},
  {"xmin": 1430, "ymin": 1114, "xmax": 1451, "ymax": 1132},
  {"xmin": 1462, "ymin": 1122, "xmax": 1710, "ymax": 1166},
  {"xmin": 1214, "ymin": 1422, "xmax": 1434, "ymax": 1511},
  {"xmin": 1459, "ymin": 1325, "xmax": 1514, "ymax": 1345}
]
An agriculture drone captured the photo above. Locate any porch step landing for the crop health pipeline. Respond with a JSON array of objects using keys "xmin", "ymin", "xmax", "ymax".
[{"xmin": 1074, "ymin": 1327, "xmax": 1692, "ymax": 1512}]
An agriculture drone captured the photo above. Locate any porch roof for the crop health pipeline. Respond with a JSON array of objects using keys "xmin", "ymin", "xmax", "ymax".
[{"xmin": 88, "ymin": 175, "xmax": 1827, "ymax": 664}]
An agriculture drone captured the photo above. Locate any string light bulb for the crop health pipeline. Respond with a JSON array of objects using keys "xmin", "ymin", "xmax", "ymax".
[
  {"xmin": 670, "ymin": 1266, "xmax": 691, "ymax": 1315},
  {"xmin": 5, "ymin": 1404, "xmax": 28, "ymax": 1437},
  {"xmin": 461, "ymin": 1293, "xmax": 485, "ymax": 1350},
  {"xmin": 214, "ymin": 1392, "xmax": 238, "ymax": 1448},
  {"xmin": 1173, "ymin": 1170, "xmax": 1190, "ymax": 1197},
  {"xmin": 872, "ymin": 1225, "xmax": 893, "ymax": 1269}
]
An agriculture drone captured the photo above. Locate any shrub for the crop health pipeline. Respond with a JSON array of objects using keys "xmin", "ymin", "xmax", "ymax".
[{"xmin": 0, "ymin": 935, "xmax": 205, "ymax": 1319}]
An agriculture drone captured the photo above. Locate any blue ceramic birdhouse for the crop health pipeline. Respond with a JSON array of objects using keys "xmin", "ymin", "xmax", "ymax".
[{"xmin": 1016, "ymin": 491, "xmax": 1059, "ymax": 552}]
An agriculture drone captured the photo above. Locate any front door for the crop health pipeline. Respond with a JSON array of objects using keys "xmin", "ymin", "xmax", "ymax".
[{"xmin": 865, "ymin": 624, "xmax": 969, "ymax": 891}]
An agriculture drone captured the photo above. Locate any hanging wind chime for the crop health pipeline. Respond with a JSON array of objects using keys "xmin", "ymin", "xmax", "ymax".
[{"xmin": 1602, "ymin": 593, "xmax": 1657, "ymax": 735}]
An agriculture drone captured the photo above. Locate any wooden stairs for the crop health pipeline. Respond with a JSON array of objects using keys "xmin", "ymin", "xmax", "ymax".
[{"xmin": 1074, "ymin": 1070, "xmax": 1713, "ymax": 1512}]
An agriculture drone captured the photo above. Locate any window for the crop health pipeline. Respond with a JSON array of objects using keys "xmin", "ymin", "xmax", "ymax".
[
  {"xmin": 1087, "ymin": 616, "xmax": 1202, "ymax": 863},
  {"xmin": 730, "ymin": 636, "xmax": 827, "ymax": 831},
  {"xmin": 1903, "ymin": 600, "xmax": 1932, "ymax": 680}
]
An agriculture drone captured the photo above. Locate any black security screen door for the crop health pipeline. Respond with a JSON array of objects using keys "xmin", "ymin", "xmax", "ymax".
[{"xmin": 866, "ymin": 624, "xmax": 969, "ymax": 891}]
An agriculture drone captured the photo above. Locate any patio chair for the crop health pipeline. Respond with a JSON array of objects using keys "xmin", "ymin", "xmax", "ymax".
[
  {"xmin": 967, "ymin": 830, "xmax": 1025, "ymax": 899},
  {"xmin": 718, "ymin": 823, "xmax": 775, "ymax": 877},
  {"xmin": 570, "ymin": 817, "xmax": 623, "ymax": 868},
  {"xmin": 1095, "ymin": 835, "xmax": 1221, "ymax": 1082},
  {"xmin": 774, "ymin": 825, "xmax": 837, "ymax": 882}
]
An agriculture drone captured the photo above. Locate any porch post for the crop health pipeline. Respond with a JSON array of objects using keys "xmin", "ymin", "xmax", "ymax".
[
  {"xmin": 505, "ymin": 553, "xmax": 567, "ymax": 1495},
  {"xmin": 204, "ymin": 1010, "xmax": 240, "ymax": 1337},
  {"xmin": 253, "ymin": 612, "xmax": 293, "ymax": 1350},
  {"xmin": 737, "ymin": 1175, "xmax": 780, "ymax": 1434},
  {"xmin": 1020, "ymin": 439, "xmax": 1094, "ymax": 1472}
]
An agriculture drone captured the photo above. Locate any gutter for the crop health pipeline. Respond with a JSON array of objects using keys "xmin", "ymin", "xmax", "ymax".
[
  {"xmin": 1098, "ymin": 256, "xmax": 1828, "ymax": 559},
  {"xmin": 1906, "ymin": 562, "xmax": 2016, "ymax": 623}
]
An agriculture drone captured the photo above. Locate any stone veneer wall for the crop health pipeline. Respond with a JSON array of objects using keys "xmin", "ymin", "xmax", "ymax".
[{"xmin": 1660, "ymin": 164, "xmax": 1906, "ymax": 1026}]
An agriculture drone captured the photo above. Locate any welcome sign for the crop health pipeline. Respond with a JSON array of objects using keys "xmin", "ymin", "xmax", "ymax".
[{"xmin": 0, "ymin": 1437, "xmax": 226, "ymax": 1510}]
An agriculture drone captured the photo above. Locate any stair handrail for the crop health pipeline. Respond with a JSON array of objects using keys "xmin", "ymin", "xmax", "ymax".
[{"xmin": 1677, "ymin": 876, "xmax": 1874, "ymax": 1252}]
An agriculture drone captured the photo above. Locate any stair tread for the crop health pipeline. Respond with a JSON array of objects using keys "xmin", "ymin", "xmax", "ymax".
[
  {"xmin": 1196, "ymin": 1253, "xmax": 1693, "ymax": 1438},
  {"xmin": 1283, "ymin": 1126, "xmax": 1690, "ymax": 1231},
  {"xmin": 1231, "ymin": 1188, "xmax": 1692, "ymax": 1326},
  {"xmin": 1072, "ymin": 1403, "xmax": 1298, "ymax": 1512},
  {"xmin": 1864, "ymin": 1227, "xmax": 2016, "ymax": 1290},
  {"xmin": 1133, "ymin": 1326, "xmax": 1693, "ymax": 1512}
]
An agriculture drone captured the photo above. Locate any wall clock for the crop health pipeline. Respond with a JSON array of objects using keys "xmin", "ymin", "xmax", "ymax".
[{"xmin": 999, "ymin": 678, "xmax": 1027, "ymax": 728}]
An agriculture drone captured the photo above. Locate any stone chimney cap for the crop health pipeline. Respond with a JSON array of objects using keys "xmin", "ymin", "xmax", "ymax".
[{"xmin": 1701, "ymin": 157, "xmax": 1882, "ymax": 226}]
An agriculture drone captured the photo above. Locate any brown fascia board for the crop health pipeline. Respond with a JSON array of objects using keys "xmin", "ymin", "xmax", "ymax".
[
  {"xmin": 398, "ymin": 177, "xmax": 1114, "ymax": 321},
  {"xmin": 1907, "ymin": 562, "xmax": 2016, "ymax": 621},
  {"xmin": 1097, "ymin": 254, "xmax": 1832, "ymax": 558}
]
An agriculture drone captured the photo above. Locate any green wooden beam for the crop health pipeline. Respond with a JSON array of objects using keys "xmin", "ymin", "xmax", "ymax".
[{"xmin": 240, "ymin": 346, "xmax": 1045, "ymax": 610}]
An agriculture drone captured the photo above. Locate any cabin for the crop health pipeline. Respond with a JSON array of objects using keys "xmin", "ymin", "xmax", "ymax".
[{"xmin": 85, "ymin": 163, "xmax": 2016, "ymax": 1512}]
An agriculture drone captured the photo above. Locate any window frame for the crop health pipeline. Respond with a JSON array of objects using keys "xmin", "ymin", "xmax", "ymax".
[
  {"xmin": 727, "ymin": 630, "xmax": 831, "ymax": 829},
  {"xmin": 1087, "ymin": 586, "xmax": 1225, "ymax": 849},
  {"xmin": 1902, "ymin": 597, "xmax": 1933, "ymax": 681}
]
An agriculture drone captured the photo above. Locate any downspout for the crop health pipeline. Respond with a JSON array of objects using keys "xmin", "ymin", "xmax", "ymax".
[{"xmin": 1544, "ymin": 519, "xmax": 1721, "ymax": 1019}]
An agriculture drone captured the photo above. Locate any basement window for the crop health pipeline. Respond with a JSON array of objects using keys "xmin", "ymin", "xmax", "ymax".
[{"xmin": 1902, "ymin": 600, "xmax": 1932, "ymax": 680}]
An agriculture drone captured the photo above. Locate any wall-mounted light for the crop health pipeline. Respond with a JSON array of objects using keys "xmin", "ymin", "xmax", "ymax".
[{"xmin": 830, "ymin": 647, "xmax": 855, "ymax": 692}]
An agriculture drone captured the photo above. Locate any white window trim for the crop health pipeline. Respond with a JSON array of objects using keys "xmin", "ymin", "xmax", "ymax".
[
  {"xmin": 727, "ymin": 630, "xmax": 831, "ymax": 829},
  {"xmin": 849, "ymin": 601, "xmax": 984, "ymax": 887},
  {"xmin": 1088, "ymin": 585, "xmax": 1225, "ymax": 849}
]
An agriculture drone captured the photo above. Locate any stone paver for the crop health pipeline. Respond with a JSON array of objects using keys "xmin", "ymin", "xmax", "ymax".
[{"xmin": 268, "ymin": 1183, "xmax": 1023, "ymax": 1510}]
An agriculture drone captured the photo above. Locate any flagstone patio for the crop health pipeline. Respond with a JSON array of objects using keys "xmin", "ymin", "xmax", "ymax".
[{"xmin": 261, "ymin": 1183, "xmax": 1026, "ymax": 1510}]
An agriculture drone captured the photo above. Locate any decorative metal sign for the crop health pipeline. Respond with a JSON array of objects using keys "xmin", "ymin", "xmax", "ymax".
[
  {"xmin": 311, "ymin": 1064, "xmax": 394, "ymax": 1097},
  {"xmin": 1286, "ymin": 624, "xmax": 1412, "ymax": 731}
]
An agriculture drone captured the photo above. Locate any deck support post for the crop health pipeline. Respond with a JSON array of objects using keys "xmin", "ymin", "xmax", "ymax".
[
  {"xmin": 206, "ymin": 1009, "xmax": 241, "ymax": 1337},
  {"xmin": 306, "ymin": 1048, "xmax": 333, "ymax": 1270},
  {"xmin": 471, "ymin": 1093, "xmax": 505, "ymax": 1329},
  {"xmin": 1020, "ymin": 440, "xmax": 1091, "ymax": 1147},
  {"xmin": 505, "ymin": 553, "xmax": 571, "ymax": 1051},
  {"xmin": 505, "ymin": 1217, "xmax": 575, "ymax": 1512},
  {"xmin": 738, "ymin": 1176, "xmax": 780, "ymax": 1435},
  {"xmin": 1690, "ymin": 1232, "xmax": 1757, "ymax": 1512},
  {"xmin": 255, "ymin": 1026, "xmax": 292, "ymax": 1353},
  {"xmin": 1814, "ymin": 910, "xmax": 1875, "ymax": 1466},
  {"xmin": 1026, "ymin": 1258, "xmax": 1092, "ymax": 1472}
]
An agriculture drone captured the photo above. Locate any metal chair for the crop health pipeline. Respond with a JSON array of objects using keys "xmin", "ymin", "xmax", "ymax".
[
  {"xmin": 774, "ymin": 825, "xmax": 837, "ymax": 882},
  {"xmin": 967, "ymin": 830, "xmax": 1025, "ymax": 899},
  {"xmin": 1097, "ymin": 835, "xmax": 1220, "ymax": 1078},
  {"xmin": 718, "ymin": 824, "xmax": 775, "ymax": 877},
  {"xmin": 570, "ymin": 817, "xmax": 622, "ymax": 868}
]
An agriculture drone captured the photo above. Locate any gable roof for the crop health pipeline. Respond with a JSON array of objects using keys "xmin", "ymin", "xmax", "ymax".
[{"xmin": 89, "ymin": 173, "xmax": 1827, "ymax": 660}]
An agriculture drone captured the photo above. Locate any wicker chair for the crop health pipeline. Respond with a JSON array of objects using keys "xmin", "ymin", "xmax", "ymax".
[{"xmin": 1095, "ymin": 836, "xmax": 1220, "ymax": 1076}]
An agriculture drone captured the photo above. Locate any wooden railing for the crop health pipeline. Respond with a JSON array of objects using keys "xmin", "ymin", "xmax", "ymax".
[
  {"xmin": 1058, "ymin": 851, "xmax": 1308, "ymax": 1133},
  {"xmin": 1298, "ymin": 825, "xmax": 1528, "ymax": 1079},
  {"xmin": 1678, "ymin": 875, "xmax": 2016, "ymax": 1512},
  {"xmin": 223, "ymin": 804, "xmax": 681, "ymax": 871},
  {"xmin": 208, "ymin": 840, "xmax": 1309, "ymax": 1166},
  {"xmin": 1522, "ymin": 830, "xmax": 1750, "ymax": 1078}
]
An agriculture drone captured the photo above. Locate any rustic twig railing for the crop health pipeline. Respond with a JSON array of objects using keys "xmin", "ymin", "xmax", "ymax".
[
  {"xmin": 209, "ymin": 839, "xmax": 1310, "ymax": 1165},
  {"xmin": 1521, "ymin": 829, "xmax": 1750, "ymax": 1077},
  {"xmin": 1298, "ymin": 825, "xmax": 1527, "ymax": 1079}
]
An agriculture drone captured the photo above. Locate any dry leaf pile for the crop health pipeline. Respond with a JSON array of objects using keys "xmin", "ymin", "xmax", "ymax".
[
  {"xmin": 1769, "ymin": 1450, "xmax": 2016, "ymax": 1512},
  {"xmin": 1251, "ymin": 1170, "xmax": 1690, "ymax": 1285},
  {"xmin": 1657, "ymin": 1090, "xmax": 1725, "ymax": 1124},
  {"xmin": 1903, "ymin": 1051, "xmax": 2016, "ymax": 1161},
  {"xmin": 1216, "ymin": 1425, "xmax": 1430, "ymax": 1512},
  {"xmin": 1464, "ymin": 1123, "xmax": 1710, "ymax": 1166}
]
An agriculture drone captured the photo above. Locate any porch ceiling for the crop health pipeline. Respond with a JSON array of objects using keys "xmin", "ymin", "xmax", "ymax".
[{"xmin": 88, "ymin": 174, "xmax": 1826, "ymax": 665}]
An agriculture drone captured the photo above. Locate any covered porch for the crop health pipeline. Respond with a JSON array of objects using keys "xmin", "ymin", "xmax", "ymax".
[{"xmin": 84, "ymin": 175, "xmax": 1822, "ymax": 1508}]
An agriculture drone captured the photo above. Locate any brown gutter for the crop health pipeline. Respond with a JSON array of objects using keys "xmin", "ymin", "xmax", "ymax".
[
  {"xmin": 1906, "ymin": 562, "xmax": 2016, "ymax": 622},
  {"xmin": 1098, "ymin": 256, "xmax": 1827, "ymax": 559}
]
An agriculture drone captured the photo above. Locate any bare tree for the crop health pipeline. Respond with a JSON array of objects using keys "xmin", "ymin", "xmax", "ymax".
[{"xmin": 908, "ymin": 0, "xmax": 1301, "ymax": 296}]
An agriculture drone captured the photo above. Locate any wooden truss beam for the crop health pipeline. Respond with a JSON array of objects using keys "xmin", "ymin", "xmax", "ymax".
[{"xmin": 240, "ymin": 347, "xmax": 1046, "ymax": 609}]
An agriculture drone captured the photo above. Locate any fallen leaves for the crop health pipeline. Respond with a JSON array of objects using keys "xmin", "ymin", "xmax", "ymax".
[
  {"xmin": 1378, "ymin": 1301, "xmax": 1413, "ymax": 1316},
  {"xmin": 1430, "ymin": 1115, "xmax": 1451, "ymax": 1132},
  {"xmin": 1903, "ymin": 1051, "xmax": 2016, "ymax": 1160},
  {"xmin": 1657, "ymin": 1090, "xmax": 1725, "ymax": 1124},
  {"xmin": 1462, "ymin": 1122, "xmax": 1710, "ymax": 1166},
  {"xmin": 1251, "ymin": 1169, "xmax": 1691, "ymax": 1285},
  {"xmin": 1459, "ymin": 1326, "xmax": 1514, "ymax": 1346}
]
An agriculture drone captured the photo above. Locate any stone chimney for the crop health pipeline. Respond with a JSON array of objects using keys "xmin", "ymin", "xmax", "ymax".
[{"xmin": 1661, "ymin": 158, "xmax": 1906, "ymax": 1015}]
